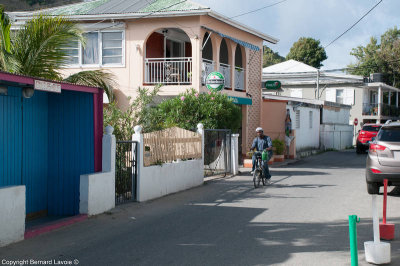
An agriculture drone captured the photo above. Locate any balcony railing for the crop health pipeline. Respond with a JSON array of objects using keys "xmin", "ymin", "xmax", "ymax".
[
  {"xmin": 145, "ymin": 57, "xmax": 192, "ymax": 85},
  {"xmin": 362, "ymin": 103, "xmax": 379, "ymax": 116},
  {"xmin": 382, "ymin": 103, "xmax": 400, "ymax": 117},
  {"xmin": 202, "ymin": 59, "xmax": 215, "ymax": 85},
  {"xmin": 219, "ymin": 63, "xmax": 231, "ymax": 88},
  {"xmin": 362, "ymin": 103, "xmax": 400, "ymax": 117},
  {"xmin": 235, "ymin": 67, "xmax": 245, "ymax": 91}
]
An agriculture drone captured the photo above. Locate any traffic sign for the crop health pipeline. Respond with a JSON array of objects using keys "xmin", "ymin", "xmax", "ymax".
[{"xmin": 354, "ymin": 118, "xmax": 358, "ymax": 126}]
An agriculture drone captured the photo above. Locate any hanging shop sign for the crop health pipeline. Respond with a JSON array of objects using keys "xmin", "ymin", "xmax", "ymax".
[
  {"xmin": 263, "ymin": 80, "xmax": 281, "ymax": 90},
  {"xmin": 206, "ymin": 72, "xmax": 225, "ymax": 91}
]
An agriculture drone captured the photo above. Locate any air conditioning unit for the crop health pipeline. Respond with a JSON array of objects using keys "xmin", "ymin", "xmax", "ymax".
[{"xmin": 370, "ymin": 73, "xmax": 384, "ymax": 83}]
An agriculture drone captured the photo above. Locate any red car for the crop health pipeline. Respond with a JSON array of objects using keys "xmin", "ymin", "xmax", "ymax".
[{"xmin": 356, "ymin": 123, "xmax": 382, "ymax": 154}]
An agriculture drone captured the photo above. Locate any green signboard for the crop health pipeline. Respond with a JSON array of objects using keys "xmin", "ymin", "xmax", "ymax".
[
  {"xmin": 228, "ymin": 96, "xmax": 252, "ymax": 105},
  {"xmin": 206, "ymin": 72, "xmax": 225, "ymax": 91},
  {"xmin": 264, "ymin": 80, "xmax": 281, "ymax": 90}
]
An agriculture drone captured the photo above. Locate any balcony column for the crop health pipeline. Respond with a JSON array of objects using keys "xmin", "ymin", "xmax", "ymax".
[
  {"xmin": 389, "ymin": 91, "xmax": 391, "ymax": 105},
  {"xmin": 377, "ymin": 85, "xmax": 382, "ymax": 123},
  {"xmin": 396, "ymin": 92, "xmax": 399, "ymax": 107},
  {"xmin": 230, "ymin": 42, "xmax": 237, "ymax": 90}
]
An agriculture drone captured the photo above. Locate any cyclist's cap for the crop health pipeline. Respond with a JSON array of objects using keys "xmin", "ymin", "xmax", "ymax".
[{"xmin": 256, "ymin": 127, "xmax": 263, "ymax": 132}]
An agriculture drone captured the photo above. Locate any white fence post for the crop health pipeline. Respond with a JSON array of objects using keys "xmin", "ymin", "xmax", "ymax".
[
  {"xmin": 197, "ymin": 123, "xmax": 204, "ymax": 164},
  {"xmin": 103, "ymin": 125, "xmax": 116, "ymax": 173},
  {"xmin": 79, "ymin": 125, "xmax": 116, "ymax": 215},
  {"xmin": 231, "ymin": 134, "xmax": 239, "ymax": 175},
  {"xmin": 132, "ymin": 125, "xmax": 143, "ymax": 201}
]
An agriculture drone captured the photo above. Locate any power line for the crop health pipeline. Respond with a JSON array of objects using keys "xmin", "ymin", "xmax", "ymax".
[
  {"xmin": 229, "ymin": 0, "xmax": 289, "ymax": 19},
  {"xmin": 324, "ymin": 0, "xmax": 383, "ymax": 49}
]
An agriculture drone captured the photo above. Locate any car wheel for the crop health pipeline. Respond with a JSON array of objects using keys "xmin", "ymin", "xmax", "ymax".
[
  {"xmin": 356, "ymin": 144, "xmax": 362, "ymax": 154},
  {"xmin": 367, "ymin": 182, "xmax": 379, "ymax": 194}
]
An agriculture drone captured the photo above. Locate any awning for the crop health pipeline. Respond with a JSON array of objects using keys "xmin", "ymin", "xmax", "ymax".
[
  {"xmin": 228, "ymin": 96, "xmax": 252, "ymax": 105},
  {"xmin": 202, "ymin": 26, "xmax": 261, "ymax": 51}
]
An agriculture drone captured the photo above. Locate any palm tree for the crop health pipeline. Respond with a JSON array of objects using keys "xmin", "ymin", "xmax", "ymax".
[{"xmin": 0, "ymin": 6, "xmax": 114, "ymax": 101}]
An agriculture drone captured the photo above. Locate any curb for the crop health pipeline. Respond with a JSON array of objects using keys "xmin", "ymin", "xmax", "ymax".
[{"xmin": 24, "ymin": 214, "xmax": 88, "ymax": 239}]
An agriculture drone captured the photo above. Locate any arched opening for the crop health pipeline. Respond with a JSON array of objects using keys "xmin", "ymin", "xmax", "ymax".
[
  {"xmin": 219, "ymin": 39, "xmax": 231, "ymax": 88},
  {"xmin": 202, "ymin": 32, "xmax": 214, "ymax": 85},
  {"xmin": 145, "ymin": 28, "xmax": 192, "ymax": 85},
  {"xmin": 234, "ymin": 44, "xmax": 245, "ymax": 91},
  {"xmin": 202, "ymin": 33, "xmax": 213, "ymax": 60}
]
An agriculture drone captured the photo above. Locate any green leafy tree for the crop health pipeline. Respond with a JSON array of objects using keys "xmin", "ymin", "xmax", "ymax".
[
  {"xmin": 348, "ymin": 27, "xmax": 400, "ymax": 87},
  {"xmin": 286, "ymin": 37, "xmax": 327, "ymax": 68},
  {"xmin": 263, "ymin": 46, "xmax": 285, "ymax": 68},
  {"xmin": 0, "ymin": 6, "xmax": 115, "ymax": 100},
  {"xmin": 154, "ymin": 89, "xmax": 242, "ymax": 132}
]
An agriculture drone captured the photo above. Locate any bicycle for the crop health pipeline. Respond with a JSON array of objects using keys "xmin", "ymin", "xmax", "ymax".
[{"xmin": 252, "ymin": 151, "xmax": 269, "ymax": 188}]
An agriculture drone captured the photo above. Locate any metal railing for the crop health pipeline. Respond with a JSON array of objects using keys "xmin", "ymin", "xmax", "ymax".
[
  {"xmin": 362, "ymin": 103, "xmax": 400, "ymax": 117},
  {"xmin": 145, "ymin": 57, "xmax": 192, "ymax": 85},
  {"xmin": 219, "ymin": 63, "xmax": 231, "ymax": 88},
  {"xmin": 382, "ymin": 103, "xmax": 400, "ymax": 117},
  {"xmin": 235, "ymin": 67, "xmax": 245, "ymax": 91},
  {"xmin": 115, "ymin": 141, "xmax": 138, "ymax": 204},
  {"xmin": 202, "ymin": 59, "xmax": 215, "ymax": 85},
  {"xmin": 204, "ymin": 129, "xmax": 231, "ymax": 177},
  {"xmin": 362, "ymin": 103, "xmax": 379, "ymax": 116}
]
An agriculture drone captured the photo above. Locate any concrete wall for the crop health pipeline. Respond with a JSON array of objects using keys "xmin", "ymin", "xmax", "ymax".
[
  {"xmin": 80, "ymin": 126, "xmax": 116, "ymax": 216},
  {"xmin": 322, "ymin": 106, "xmax": 351, "ymax": 125},
  {"xmin": 288, "ymin": 104, "xmax": 320, "ymax": 151},
  {"xmin": 133, "ymin": 124, "xmax": 204, "ymax": 202},
  {"xmin": 0, "ymin": 186, "xmax": 25, "ymax": 247},
  {"xmin": 260, "ymin": 99, "xmax": 287, "ymax": 141}
]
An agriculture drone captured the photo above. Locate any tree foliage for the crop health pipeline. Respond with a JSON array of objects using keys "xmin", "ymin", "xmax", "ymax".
[
  {"xmin": 263, "ymin": 46, "xmax": 285, "ymax": 68},
  {"xmin": 0, "ymin": 7, "xmax": 115, "ymax": 100},
  {"xmin": 153, "ymin": 89, "xmax": 242, "ymax": 132},
  {"xmin": 286, "ymin": 37, "xmax": 327, "ymax": 68},
  {"xmin": 348, "ymin": 27, "xmax": 400, "ymax": 87},
  {"xmin": 103, "ymin": 86, "xmax": 161, "ymax": 140}
]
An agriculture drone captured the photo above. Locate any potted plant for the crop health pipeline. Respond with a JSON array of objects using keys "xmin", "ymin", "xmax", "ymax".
[{"xmin": 272, "ymin": 139, "xmax": 285, "ymax": 162}]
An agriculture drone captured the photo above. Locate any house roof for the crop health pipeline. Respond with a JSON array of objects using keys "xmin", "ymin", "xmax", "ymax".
[
  {"xmin": 262, "ymin": 60, "xmax": 364, "ymax": 86},
  {"xmin": 262, "ymin": 94, "xmax": 350, "ymax": 109},
  {"xmin": 9, "ymin": 0, "xmax": 278, "ymax": 43},
  {"xmin": 263, "ymin": 60, "xmax": 317, "ymax": 74}
]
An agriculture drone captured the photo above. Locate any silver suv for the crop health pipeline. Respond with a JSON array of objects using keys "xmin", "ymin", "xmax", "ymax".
[{"xmin": 366, "ymin": 121, "xmax": 400, "ymax": 194}]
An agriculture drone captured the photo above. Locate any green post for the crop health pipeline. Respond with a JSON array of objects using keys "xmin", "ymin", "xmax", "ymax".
[{"xmin": 349, "ymin": 215, "xmax": 360, "ymax": 266}]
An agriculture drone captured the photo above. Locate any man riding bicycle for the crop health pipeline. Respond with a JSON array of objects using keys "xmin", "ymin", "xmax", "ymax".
[{"xmin": 250, "ymin": 127, "xmax": 273, "ymax": 181}]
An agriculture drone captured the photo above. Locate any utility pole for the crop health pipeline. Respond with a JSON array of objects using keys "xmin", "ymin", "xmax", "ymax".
[{"xmin": 316, "ymin": 69, "xmax": 320, "ymax": 99}]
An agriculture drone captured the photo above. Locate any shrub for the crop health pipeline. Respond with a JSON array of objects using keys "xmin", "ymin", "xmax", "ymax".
[
  {"xmin": 154, "ymin": 89, "xmax": 242, "ymax": 132},
  {"xmin": 272, "ymin": 139, "xmax": 285, "ymax": 155}
]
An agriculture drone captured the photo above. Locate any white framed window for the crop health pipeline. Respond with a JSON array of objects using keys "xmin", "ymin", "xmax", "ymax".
[
  {"xmin": 309, "ymin": 111, "xmax": 313, "ymax": 129},
  {"xmin": 296, "ymin": 110, "xmax": 300, "ymax": 129},
  {"xmin": 62, "ymin": 30, "xmax": 125, "ymax": 67},
  {"xmin": 336, "ymin": 89, "xmax": 344, "ymax": 104}
]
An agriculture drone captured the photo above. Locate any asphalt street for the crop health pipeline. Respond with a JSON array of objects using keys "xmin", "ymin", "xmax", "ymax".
[{"xmin": 2, "ymin": 150, "xmax": 400, "ymax": 266}]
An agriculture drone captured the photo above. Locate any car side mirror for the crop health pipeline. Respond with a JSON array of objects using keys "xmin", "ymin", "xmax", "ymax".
[{"xmin": 371, "ymin": 137, "xmax": 376, "ymax": 142}]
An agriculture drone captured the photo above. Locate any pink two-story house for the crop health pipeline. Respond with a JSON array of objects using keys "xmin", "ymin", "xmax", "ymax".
[{"xmin": 11, "ymin": 0, "xmax": 278, "ymax": 155}]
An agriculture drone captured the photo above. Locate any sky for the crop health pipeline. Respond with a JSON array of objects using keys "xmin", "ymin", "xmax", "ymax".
[{"xmin": 194, "ymin": 0, "xmax": 400, "ymax": 70}]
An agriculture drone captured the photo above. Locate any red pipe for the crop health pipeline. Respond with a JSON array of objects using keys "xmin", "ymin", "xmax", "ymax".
[{"xmin": 383, "ymin": 179, "xmax": 388, "ymax": 224}]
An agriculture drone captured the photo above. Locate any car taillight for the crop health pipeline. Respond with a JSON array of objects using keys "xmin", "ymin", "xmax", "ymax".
[
  {"xmin": 371, "ymin": 168, "xmax": 382, "ymax": 174},
  {"xmin": 370, "ymin": 144, "xmax": 386, "ymax": 152}
]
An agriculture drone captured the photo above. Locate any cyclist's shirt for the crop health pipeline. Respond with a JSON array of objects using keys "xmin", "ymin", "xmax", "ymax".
[{"xmin": 251, "ymin": 135, "xmax": 272, "ymax": 152}]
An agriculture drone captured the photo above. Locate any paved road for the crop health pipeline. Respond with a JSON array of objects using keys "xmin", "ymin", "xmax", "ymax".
[{"xmin": 2, "ymin": 151, "xmax": 400, "ymax": 265}]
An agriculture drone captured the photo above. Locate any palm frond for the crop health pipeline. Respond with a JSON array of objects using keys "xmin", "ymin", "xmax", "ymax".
[
  {"xmin": 64, "ymin": 70, "xmax": 115, "ymax": 102},
  {"xmin": 0, "ymin": 5, "xmax": 11, "ymax": 71},
  {"xmin": 11, "ymin": 15, "xmax": 84, "ymax": 80}
]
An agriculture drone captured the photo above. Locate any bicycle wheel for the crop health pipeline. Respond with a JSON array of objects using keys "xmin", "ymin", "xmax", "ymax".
[{"xmin": 253, "ymin": 170, "xmax": 261, "ymax": 188}]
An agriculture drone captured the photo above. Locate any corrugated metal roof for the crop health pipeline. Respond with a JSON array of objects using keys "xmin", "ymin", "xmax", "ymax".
[{"xmin": 38, "ymin": 0, "xmax": 208, "ymax": 16}]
